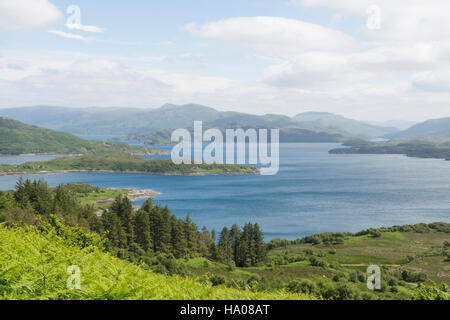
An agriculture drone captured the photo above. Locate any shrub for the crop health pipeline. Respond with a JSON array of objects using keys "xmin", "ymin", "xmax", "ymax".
[
  {"xmin": 210, "ymin": 275, "xmax": 226, "ymax": 286},
  {"xmin": 287, "ymin": 279, "xmax": 317, "ymax": 295}
]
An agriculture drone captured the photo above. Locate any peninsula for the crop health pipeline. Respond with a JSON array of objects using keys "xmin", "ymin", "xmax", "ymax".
[{"xmin": 0, "ymin": 153, "xmax": 258, "ymax": 176}]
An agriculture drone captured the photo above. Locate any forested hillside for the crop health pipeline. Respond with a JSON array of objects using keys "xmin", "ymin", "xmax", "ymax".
[{"xmin": 0, "ymin": 117, "xmax": 156, "ymax": 155}]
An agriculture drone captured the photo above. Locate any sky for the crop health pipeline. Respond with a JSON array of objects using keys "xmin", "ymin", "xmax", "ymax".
[{"xmin": 1, "ymin": 0, "xmax": 450, "ymax": 121}]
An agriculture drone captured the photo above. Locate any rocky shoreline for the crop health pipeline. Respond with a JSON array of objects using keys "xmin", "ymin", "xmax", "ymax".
[{"xmin": 94, "ymin": 188, "xmax": 161, "ymax": 204}]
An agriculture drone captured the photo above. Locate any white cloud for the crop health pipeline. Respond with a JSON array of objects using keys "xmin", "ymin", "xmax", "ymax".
[
  {"xmin": 47, "ymin": 30, "xmax": 88, "ymax": 41},
  {"xmin": 0, "ymin": 0, "xmax": 61, "ymax": 31},
  {"xmin": 412, "ymin": 67, "xmax": 450, "ymax": 92},
  {"xmin": 185, "ymin": 16, "xmax": 355, "ymax": 57},
  {"xmin": 0, "ymin": 54, "xmax": 235, "ymax": 108},
  {"xmin": 295, "ymin": 0, "xmax": 450, "ymax": 42},
  {"xmin": 263, "ymin": 42, "xmax": 447, "ymax": 88},
  {"xmin": 66, "ymin": 23, "xmax": 104, "ymax": 33}
]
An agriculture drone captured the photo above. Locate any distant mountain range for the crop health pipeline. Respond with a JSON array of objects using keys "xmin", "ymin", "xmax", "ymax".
[
  {"xmin": 293, "ymin": 112, "xmax": 398, "ymax": 138},
  {"xmin": 386, "ymin": 117, "xmax": 450, "ymax": 139},
  {"xmin": 0, "ymin": 117, "xmax": 154, "ymax": 155},
  {"xmin": 0, "ymin": 104, "xmax": 401, "ymax": 143},
  {"xmin": 364, "ymin": 120, "xmax": 417, "ymax": 131}
]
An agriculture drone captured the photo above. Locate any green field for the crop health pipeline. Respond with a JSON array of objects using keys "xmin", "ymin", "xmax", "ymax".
[{"xmin": 172, "ymin": 228, "xmax": 449, "ymax": 300}]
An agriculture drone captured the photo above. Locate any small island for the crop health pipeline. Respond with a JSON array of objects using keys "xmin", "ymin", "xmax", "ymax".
[
  {"xmin": 329, "ymin": 137, "xmax": 450, "ymax": 161},
  {"xmin": 0, "ymin": 153, "xmax": 259, "ymax": 176}
]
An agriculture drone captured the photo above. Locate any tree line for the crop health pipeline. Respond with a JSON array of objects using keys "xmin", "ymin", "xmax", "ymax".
[{"xmin": 0, "ymin": 178, "xmax": 266, "ymax": 267}]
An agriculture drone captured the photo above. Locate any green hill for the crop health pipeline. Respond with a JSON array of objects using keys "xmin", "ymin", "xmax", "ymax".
[
  {"xmin": 0, "ymin": 223, "xmax": 310, "ymax": 300},
  {"xmin": 0, "ymin": 117, "xmax": 159, "ymax": 155}
]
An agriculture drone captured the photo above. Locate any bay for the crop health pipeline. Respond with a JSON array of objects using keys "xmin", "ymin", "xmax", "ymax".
[{"xmin": 0, "ymin": 143, "xmax": 449, "ymax": 240}]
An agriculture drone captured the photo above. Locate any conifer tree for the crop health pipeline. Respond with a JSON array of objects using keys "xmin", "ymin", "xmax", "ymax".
[
  {"xmin": 253, "ymin": 223, "xmax": 266, "ymax": 264},
  {"xmin": 170, "ymin": 217, "xmax": 187, "ymax": 258},
  {"xmin": 110, "ymin": 195, "xmax": 135, "ymax": 249},
  {"xmin": 217, "ymin": 227, "xmax": 232, "ymax": 263},
  {"xmin": 184, "ymin": 214, "xmax": 198, "ymax": 257},
  {"xmin": 230, "ymin": 224, "xmax": 241, "ymax": 265},
  {"xmin": 134, "ymin": 210, "xmax": 151, "ymax": 251}
]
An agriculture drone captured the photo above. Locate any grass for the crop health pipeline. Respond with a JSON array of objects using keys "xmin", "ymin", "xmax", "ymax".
[{"xmin": 0, "ymin": 225, "xmax": 313, "ymax": 300}]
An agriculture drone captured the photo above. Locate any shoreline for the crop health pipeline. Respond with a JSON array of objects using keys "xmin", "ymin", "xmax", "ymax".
[
  {"xmin": 0, "ymin": 150, "xmax": 170, "ymax": 157},
  {"xmin": 94, "ymin": 188, "xmax": 161, "ymax": 205},
  {"xmin": 0, "ymin": 169, "xmax": 259, "ymax": 177}
]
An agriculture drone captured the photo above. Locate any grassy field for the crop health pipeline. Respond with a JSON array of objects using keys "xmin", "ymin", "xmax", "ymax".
[
  {"xmin": 268, "ymin": 232, "xmax": 449, "ymax": 283},
  {"xmin": 58, "ymin": 184, "xmax": 131, "ymax": 211},
  {"xmin": 173, "ymin": 229, "xmax": 449, "ymax": 300}
]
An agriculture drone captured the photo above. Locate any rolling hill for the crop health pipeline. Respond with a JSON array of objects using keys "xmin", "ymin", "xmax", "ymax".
[{"xmin": 0, "ymin": 117, "xmax": 157, "ymax": 155}]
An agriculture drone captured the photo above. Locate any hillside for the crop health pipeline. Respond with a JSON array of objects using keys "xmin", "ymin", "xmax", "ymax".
[
  {"xmin": 386, "ymin": 117, "xmax": 450, "ymax": 139},
  {"xmin": 0, "ymin": 105, "xmax": 397, "ymax": 142},
  {"xmin": 294, "ymin": 112, "xmax": 397, "ymax": 139},
  {"xmin": 0, "ymin": 117, "xmax": 159, "ymax": 155},
  {"xmin": 0, "ymin": 224, "xmax": 309, "ymax": 300}
]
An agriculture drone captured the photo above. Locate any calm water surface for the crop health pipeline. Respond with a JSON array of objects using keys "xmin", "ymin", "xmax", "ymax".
[{"xmin": 1, "ymin": 143, "xmax": 449, "ymax": 240}]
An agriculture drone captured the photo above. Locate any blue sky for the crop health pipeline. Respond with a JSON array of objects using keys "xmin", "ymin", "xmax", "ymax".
[{"xmin": 1, "ymin": 0, "xmax": 450, "ymax": 121}]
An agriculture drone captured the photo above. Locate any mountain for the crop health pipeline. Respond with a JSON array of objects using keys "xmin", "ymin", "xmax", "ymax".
[
  {"xmin": 0, "ymin": 104, "xmax": 399, "ymax": 142},
  {"xmin": 385, "ymin": 117, "xmax": 450, "ymax": 139},
  {"xmin": 0, "ymin": 104, "xmax": 224, "ymax": 135},
  {"xmin": 293, "ymin": 112, "xmax": 397, "ymax": 139},
  {"xmin": 0, "ymin": 117, "xmax": 154, "ymax": 155},
  {"xmin": 0, "ymin": 105, "xmax": 348, "ymax": 142},
  {"xmin": 364, "ymin": 120, "xmax": 416, "ymax": 131}
]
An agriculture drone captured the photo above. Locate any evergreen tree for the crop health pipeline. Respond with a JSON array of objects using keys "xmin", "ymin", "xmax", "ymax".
[
  {"xmin": 110, "ymin": 195, "xmax": 135, "ymax": 249},
  {"xmin": 134, "ymin": 210, "xmax": 151, "ymax": 251},
  {"xmin": 170, "ymin": 217, "xmax": 187, "ymax": 258},
  {"xmin": 102, "ymin": 210, "xmax": 126, "ymax": 249},
  {"xmin": 217, "ymin": 227, "xmax": 232, "ymax": 263},
  {"xmin": 230, "ymin": 224, "xmax": 241, "ymax": 265},
  {"xmin": 239, "ymin": 224, "xmax": 254, "ymax": 267},
  {"xmin": 184, "ymin": 214, "xmax": 198, "ymax": 257},
  {"xmin": 253, "ymin": 223, "xmax": 266, "ymax": 265},
  {"xmin": 159, "ymin": 206, "xmax": 172, "ymax": 253},
  {"xmin": 198, "ymin": 226, "xmax": 214, "ymax": 258}
]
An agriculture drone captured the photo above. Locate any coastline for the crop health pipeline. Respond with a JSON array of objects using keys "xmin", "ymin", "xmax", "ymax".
[
  {"xmin": 94, "ymin": 188, "xmax": 161, "ymax": 205},
  {"xmin": 0, "ymin": 169, "xmax": 259, "ymax": 177},
  {"xmin": 0, "ymin": 149, "xmax": 169, "ymax": 157}
]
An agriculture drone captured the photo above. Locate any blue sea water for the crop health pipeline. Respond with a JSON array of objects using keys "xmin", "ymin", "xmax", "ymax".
[
  {"xmin": 0, "ymin": 155, "xmax": 61, "ymax": 165},
  {"xmin": 1, "ymin": 143, "xmax": 449, "ymax": 240}
]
